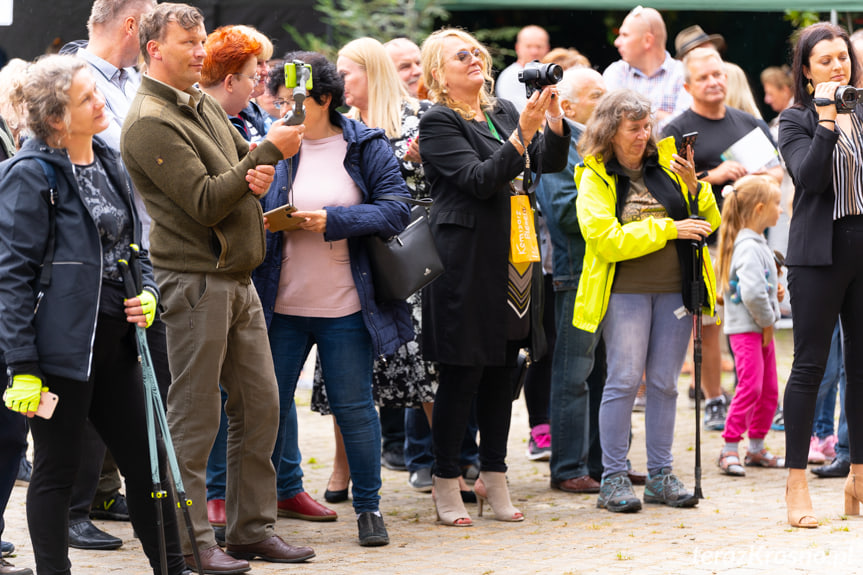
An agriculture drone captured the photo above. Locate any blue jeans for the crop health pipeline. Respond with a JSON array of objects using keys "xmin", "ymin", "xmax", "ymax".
[
  {"xmin": 600, "ymin": 292, "xmax": 691, "ymax": 478},
  {"xmin": 813, "ymin": 322, "xmax": 843, "ymax": 439},
  {"xmin": 269, "ymin": 312, "xmax": 381, "ymax": 513},
  {"xmin": 550, "ymin": 288, "xmax": 602, "ymax": 482},
  {"xmin": 404, "ymin": 404, "xmax": 480, "ymax": 473}
]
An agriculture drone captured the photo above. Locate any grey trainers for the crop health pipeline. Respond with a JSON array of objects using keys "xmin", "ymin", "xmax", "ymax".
[
  {"xmin": 703, "ymin": 396, "xmax": 727, "ymax": 431},
  {"xmin": 643, "ymin": 468, "xmax": 698, "ymax": 508},
  {"xmin": 596, "ymin": 471, "xmax": 642, "ymax": 513},
  {"xmin": 408, "ymin": 467, "xmax": 433, "ymax": 492}
]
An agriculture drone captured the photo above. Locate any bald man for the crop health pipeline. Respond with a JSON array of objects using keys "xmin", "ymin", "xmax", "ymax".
[
  {"xmin": 603, "ymin": 6, "xmax": 690, "ymax": 127},
  {"xmin": 495, "ymin": 25, "xmax": 550, "ymax": 110},
  {"xmin": 385, "ymin": 38, "xmax": 422, "ymax": 97}
]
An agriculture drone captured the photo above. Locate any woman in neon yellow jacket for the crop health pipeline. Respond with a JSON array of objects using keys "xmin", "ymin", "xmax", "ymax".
[{"xmin": 573, "ymin": 90, "xmax": 720, "ymax": 514}]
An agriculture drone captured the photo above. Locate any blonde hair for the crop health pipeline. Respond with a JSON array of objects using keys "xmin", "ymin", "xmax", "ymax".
[
  {"xmin": 542, "ymin": 47, "xmax": 590, "ymax": 70},
  {"xmin": 724, "ymin": 62, "xmax": 762, "ymax": 119},
  {"xmin": 717, "ymin": 174, "xmax": 780, "ymax": 293},
  {"xmin": 420, "ymin": 28, "xmax": 496, "ymax": 121},
  {"xmin": 0, "ymin": 58, "xmax": 30, "ymax": 136},
  {"xmin": 235, "ymin": 25, "xmax": 274, "ymax": 61},
  {"xmin": 9, "ymin": 55, "xmax": 89, "ymax": 143},
  {"xmin": 338, "ymin": 37, "xmax": 407, "ymax": 139}
]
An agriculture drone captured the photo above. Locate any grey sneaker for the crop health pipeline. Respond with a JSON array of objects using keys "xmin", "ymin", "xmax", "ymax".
[
  {"xmin": 643, "ymin": 467, "xmax": 698, "ymax": 508},
  {"xmin": 596, "ymin": 471, "xmax": 642, "ymax": 513},
  {"xmin": 408, "ymin": 467, "xmax": 433, "ymax": 492},
  {"xmin": 703, "ymin": 396, "xmax": 727, "ymax": 431}
]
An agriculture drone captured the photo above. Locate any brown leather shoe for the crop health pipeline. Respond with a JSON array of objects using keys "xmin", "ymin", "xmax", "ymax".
[
  {"xmin": 207, "ymin": 499, "xmax": 226, "ymax": 527},
  {"xmin": 226, "ymin": 535, "xmax": 315, "ymax": 563},
  {"xmin": 627, "ymin": 470, "xmax": 647, "ymax": 486},
  {"xmin": 551, "ymin": 475, "xmax": 601, "ymax": 494},
  {"xmin": 0, "ymin": 557, "xmax": 33, "ymax": 575},
  {"xmin": 277, "ymin": 492, "xmax": 338, "ymax": 521},
  {"xmin": 184, "ymin": 546, "xmax": 249, "ymax": 574}
]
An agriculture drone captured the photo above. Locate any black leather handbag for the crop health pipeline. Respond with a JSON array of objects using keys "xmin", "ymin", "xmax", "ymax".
[{"xmin": 364, "ymin": 195, "xmax": 444, "ymax": 302}]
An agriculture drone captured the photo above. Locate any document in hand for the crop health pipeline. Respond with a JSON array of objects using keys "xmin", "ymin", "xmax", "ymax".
[{"xmin": 720, "ymin": 127, "xmax": 780, "ymax": 174}]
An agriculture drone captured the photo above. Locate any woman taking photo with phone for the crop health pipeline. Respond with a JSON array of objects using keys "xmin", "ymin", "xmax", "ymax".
[{"xmin": 0, "ymin": 55, "xmax": 186, "ymax": 574}]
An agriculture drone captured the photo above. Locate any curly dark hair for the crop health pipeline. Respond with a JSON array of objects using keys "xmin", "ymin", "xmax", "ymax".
[{"xmin": 267, "ymin": 51, "xmax": 345, "ymax": 126}]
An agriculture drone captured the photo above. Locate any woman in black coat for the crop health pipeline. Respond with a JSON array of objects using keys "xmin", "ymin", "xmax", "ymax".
[
  {"xmin": 418, "ymin": 28, "xmax": 569, "ymax": 527},
  {"xmin": 778, "ymin": 22, "xmax": 863, "ymax": 528}
]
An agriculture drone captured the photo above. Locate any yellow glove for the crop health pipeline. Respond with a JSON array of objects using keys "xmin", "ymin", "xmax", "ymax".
[
  {"xmin": 138, "ymin": 288, "xmax": 157, "ymax": 328},
  {"xmin": 4, "ymin": 374, "xmax": 45, "ymax": 414}
]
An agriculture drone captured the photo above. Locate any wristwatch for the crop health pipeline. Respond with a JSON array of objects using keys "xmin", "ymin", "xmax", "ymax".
[{"xmin": 696, "ymin": 170, "xmax": 709, "ymax": 180}]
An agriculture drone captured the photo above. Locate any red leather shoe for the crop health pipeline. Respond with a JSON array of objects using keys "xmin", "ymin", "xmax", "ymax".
[
  {"xmin": 277, "ymin": 492, "xmax": 338, "ymax": 521},
  {"xmin": 207, "ymin": 499, "xmax": 227, "ymax": 527}
]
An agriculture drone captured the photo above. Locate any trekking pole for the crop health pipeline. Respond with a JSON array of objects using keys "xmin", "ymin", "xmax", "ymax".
[
  {"xmin": 689, "ymin": 217, "xmax": 706, "ymax": 500},
  {"xmin": 119, "ymin": 245, "xmax": 204, "ymax": 575}
]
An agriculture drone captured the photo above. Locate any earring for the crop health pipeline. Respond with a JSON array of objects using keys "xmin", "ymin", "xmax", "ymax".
[
  {"xmin": 442, "ymin": 86, "xmax": 448, "ymax": 94},
  {"xmin": 806, "ymin": 80, "xmax": 814, "ymax": 95}
]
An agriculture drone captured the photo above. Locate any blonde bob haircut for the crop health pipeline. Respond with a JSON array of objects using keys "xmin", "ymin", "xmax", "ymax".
[
  {"xmin": 338, "ymin": 37, "xmax": 408, "ymax": 140},
  {"xmin": 421, "ymin": 28, "xmax": 496, "ymax": 121}
]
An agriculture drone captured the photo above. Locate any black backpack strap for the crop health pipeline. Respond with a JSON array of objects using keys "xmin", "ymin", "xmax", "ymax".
[
  {"xmin": 376, "ymin": 194, "xmax": 433, "ymax": 207},
  {"xmin": 34, "ymin": 158, "xmax": 57, "ymax": 288}
]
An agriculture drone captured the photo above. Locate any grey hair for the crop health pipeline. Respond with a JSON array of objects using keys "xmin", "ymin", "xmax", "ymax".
[
  {"xmin": 11, "ymin": 55, "xmax": 89, "ymax": 143},
  {"xmin": 683, "ymin": 47, "xmax": 723, "ymax": 83},
  {"xmin": 577, "ymin": 89, "xmax": 657, "ymax": 162},
  {"xmin": 87, "ymin": 0, "xmax": 156, "ymax": 35},
  {"xmin": 138, "ymin": 3, "xmax": 204, "ymax": 65}
]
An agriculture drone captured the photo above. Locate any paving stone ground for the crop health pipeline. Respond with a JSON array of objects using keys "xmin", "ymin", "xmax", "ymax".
[{"xmin": 4, "ymin": 329, "xmax": 862, "ymax": 574}]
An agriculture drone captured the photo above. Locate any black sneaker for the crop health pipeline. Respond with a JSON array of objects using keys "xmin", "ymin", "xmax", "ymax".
[
  {"xmin": 16, "ymin": 458, "xmax": 31, "ymax": 484},
  {"xmin": 596, "ymin": 471, "xmax": 641, "ymax": 513},
  {"xmin": 90, "ymin": 492, "xmax": 130, "ymax": 521},
  {"xmin": 0, "ymin": 541, "xmax": 13, "ymax": 557},
  {"xmin": 703, "ymin": 396, "xmax": 727, "ymax": 431},
  {"xmin": 357, "ymin": 512, "xmax": 389, "ymax": 547}
]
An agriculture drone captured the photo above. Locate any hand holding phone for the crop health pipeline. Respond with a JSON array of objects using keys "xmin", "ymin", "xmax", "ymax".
[
  {"xmin": 263, "ymin": 204, "xmax": 302, "ymax": 232},
  {"xmin": 678, "ymin": 131, "xmax": 698, "ymax": 156}
]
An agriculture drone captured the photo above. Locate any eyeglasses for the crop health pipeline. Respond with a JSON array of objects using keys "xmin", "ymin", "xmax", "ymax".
[
  {"xmin": 234, "ymin": 72, "xmax": 261, "ymax": 83},
  {"xmin": 272, "ymin": 98, "xmax": 293, "ymax": 110},
  {"xmin": 453, "ymin": 48, "xmax": 482, "ymax": 64}
]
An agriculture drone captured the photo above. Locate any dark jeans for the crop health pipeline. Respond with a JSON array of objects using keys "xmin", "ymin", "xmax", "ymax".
[
  {"xmin": 433, "ymin": 361, "xmax": 516, "ymax": 478},
  {"xmin": 0, "ymin": 382, "xmax": 27, "ymax": 541},
  {"xmin": 549, "ymin": 288, "xmax": 605, "ymax": 482},
  {"xmin": 380, "ymin": 406, "xmax": 405, "ymax": 456},
  {"xmin": 785, "ymin": 215, "xmax": 863, "ymax": 468},
  {"xmin": 27, "ymin": 313, "xmax": 184, "ymax": 575},
  {"xmin": 404, "ymin": 404, "xmax": 480, "ymax": 473},
  {"xmin": 523, "ymin": 274, "xmax": 554, "ymax": 429}
]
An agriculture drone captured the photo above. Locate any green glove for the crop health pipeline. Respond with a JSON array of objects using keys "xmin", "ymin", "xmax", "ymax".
[
  {"xmin": 4, "ymin": 374, "xmax": 45, "ymax": 414},
  {"xmin": 138, "ymin": 288, "xmax": 157, "ymax": 328}
]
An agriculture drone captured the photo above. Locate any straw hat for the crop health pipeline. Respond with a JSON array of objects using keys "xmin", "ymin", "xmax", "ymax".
[{"xmin": 674, "ymin": 25, "xmax": 726, "ymax": 59}]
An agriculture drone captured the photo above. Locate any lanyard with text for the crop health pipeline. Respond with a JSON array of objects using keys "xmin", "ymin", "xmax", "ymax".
[{"xmin": 485, "ymin": 113, "xmax": 540, "ymax": 264}]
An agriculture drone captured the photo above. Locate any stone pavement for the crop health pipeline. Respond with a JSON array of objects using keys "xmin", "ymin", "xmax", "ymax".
[{"xmin": 5, "ymin": 329, "xmax": 862, "ymax": 574}]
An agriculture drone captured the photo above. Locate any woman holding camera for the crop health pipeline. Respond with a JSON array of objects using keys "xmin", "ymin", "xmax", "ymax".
[
  {"xmin": 418, "ymin": 28, "xmax": 569, "ymax": 526},
  {"xmin": 0, "ymin": 55, "xmax": 186, "ymax": 574},
  {"xmin": 574, "ymin": 89, "xmax": 718, "ymax": 514},
  {"xmin": 778, "ymin": 22, "xmax": 863, "ymax": 528}
]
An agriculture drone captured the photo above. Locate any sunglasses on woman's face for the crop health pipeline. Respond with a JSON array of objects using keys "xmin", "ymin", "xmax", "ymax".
[{"xmin": 453, "ymin": 48, "xmax": 482, "ymax": 63}]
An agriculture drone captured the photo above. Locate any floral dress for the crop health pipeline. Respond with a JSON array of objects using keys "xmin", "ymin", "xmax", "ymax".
[{"xmin": 311, "ymin": 99, "xmax": 436, "ymax": 412}]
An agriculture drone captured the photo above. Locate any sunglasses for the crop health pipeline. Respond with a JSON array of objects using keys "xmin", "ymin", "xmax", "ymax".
[{"xmin": 454, "ymin": 48, "xmax": 482, "ymax": 63}]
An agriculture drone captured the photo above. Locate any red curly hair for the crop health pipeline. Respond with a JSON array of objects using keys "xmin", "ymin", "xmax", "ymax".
[{"xmin": 201, "ymin": 26, "xmax": 261, "ymax": 87}]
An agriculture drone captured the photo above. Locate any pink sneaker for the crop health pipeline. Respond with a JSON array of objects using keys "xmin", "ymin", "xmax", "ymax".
[
  {"xmin": 526, "ymin": 424, "xmax": 551, "ymax": 461},
  {"xmin": 807, "ymin": 436, "xmax": 826, "ymax": 464},
  {"xmin": 819, "ymin": 435, "xmax": 838, "ymax": 461}
]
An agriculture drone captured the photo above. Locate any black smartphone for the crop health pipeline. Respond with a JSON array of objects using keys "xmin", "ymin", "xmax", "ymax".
[{"xmin": 678, "ymin": 131, "xmax": 698, "ymax": 155}]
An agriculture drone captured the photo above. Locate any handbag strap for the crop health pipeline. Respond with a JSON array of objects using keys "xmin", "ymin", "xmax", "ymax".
[
  {"xmin": 34, "ymin": 158, "xmax": 58, "ymax": 289},
  {"xmin": 377, "ymin": 194, "xmax": 433, "ymax": 207}
]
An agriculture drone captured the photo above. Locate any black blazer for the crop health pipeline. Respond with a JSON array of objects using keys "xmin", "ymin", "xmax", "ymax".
[
  {"xmin": 779, "ymin": 104, "xmax": 863, "ymax": 266},
  {"xmin": 418, "ymin": 99, "xmax": 570, "ymax": 366}
]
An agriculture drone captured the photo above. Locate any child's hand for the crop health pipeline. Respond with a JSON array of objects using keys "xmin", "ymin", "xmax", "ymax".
[
  {"xmin": 716, "ymin": 292, "xmax": 724, "ymax": 306},
  {"xmin": 762, "ymin": 326, "xmax": 774, "ymax": 347},
  {"xmin": 777, "ymin": 282, "xmax": 785, "ymax": 303}
]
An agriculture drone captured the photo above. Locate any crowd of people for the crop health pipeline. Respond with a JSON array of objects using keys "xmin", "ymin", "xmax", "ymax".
[{"xmin": 0, "ymin": 1, "xmax": 861, "ymax": 574}]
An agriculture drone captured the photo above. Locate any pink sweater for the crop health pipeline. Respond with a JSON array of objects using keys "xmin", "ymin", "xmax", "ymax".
[{"xmin": 274, "ymin": 134, "xmax": 363, "ymax": 318}]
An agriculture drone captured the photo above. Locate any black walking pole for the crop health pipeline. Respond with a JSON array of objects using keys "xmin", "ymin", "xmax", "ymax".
[
  {"xmin": 689, "ymin": 216, "xmax": 706, "ymax": 500},
  {"xmin": 120, "ymin": 246, "xmax": 205, "ymax": 575}
]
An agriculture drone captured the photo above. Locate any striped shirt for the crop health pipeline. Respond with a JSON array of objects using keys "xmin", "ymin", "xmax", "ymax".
[
  {"xmin": 832, "ymin": 114, "xmax": 863, "ymax": 219},
  {"xmin": 603, "ymin": 52, "xmax": 692, "ymax": 129}
]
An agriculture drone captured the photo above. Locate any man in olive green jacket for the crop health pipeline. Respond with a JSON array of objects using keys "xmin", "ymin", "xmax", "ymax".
[{"xmin": 121, "ymin": 4, "xmax": 313, "ymax": 572}]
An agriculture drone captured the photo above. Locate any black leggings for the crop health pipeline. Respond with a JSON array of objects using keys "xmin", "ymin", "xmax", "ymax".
[
  {"xmin": 433, "ymin": 360, "xmax": 517, "ymax": 478},
  {"xmin": 784, "ymin": 215, "xmax": 863, "ymax": 468},
  {"xmin": 27, "ymin": 313, "xmax": 185, "ymax": 575},
  {"xmin": 523, "ymin": 274, "xmax": 555, "ymax": 428}
]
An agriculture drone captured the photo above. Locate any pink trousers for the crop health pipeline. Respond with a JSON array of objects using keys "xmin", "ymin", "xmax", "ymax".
[{"xmin": 722, "ymin": 332, "xmax": 778, "ymax": 443}]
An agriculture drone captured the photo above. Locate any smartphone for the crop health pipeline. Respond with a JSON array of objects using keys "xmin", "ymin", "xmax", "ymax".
[
  {"xmin": 263, "ymin": 204, "xmax": 302, "ymax": 232},
  {"xmin": 2, "ymin": 389, "xmax": 58, "ymax": 419},
  {"xmin": 678, "ymin": 131, "xmax": 698, "ymax": 155}
]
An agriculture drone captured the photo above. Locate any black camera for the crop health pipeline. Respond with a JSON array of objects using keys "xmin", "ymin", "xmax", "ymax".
[
  {"xmin": 814, "ymin": 85, "xmax": 863, "ymax": 114},
  {"xmin": 517, "ymin": 60, "xmax": 563, "ymax": 98}
]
